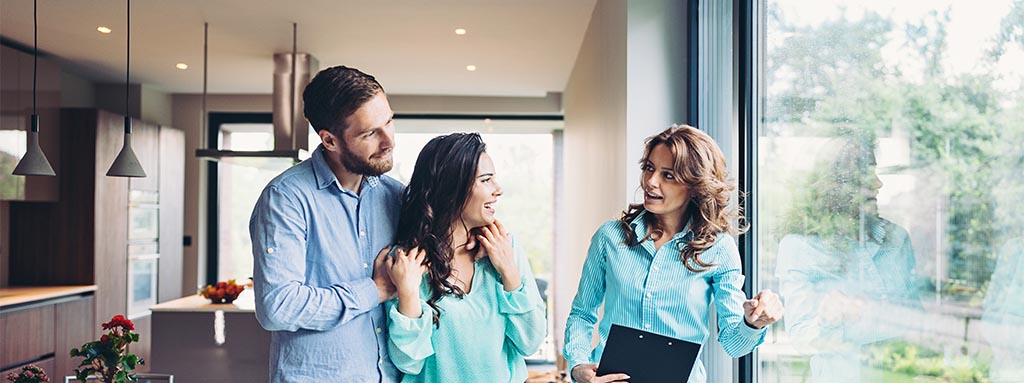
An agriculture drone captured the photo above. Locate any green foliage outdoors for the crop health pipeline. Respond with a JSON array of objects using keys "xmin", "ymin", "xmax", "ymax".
[{"xmin": 762, "ymin": 1, "xmax": 1024, "ymax": 381}]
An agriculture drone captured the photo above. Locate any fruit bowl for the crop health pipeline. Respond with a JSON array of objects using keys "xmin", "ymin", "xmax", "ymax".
[{"xmin": 200, "ymin": 279, "xmax": 245, "ymax": 304}]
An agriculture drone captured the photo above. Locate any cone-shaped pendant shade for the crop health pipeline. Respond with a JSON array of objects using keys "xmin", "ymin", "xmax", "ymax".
[
  {"xmin": 106, "ymin": 116, "xmax": 146, "ymax": 177},
  {"xmin": 13, "ymin": 115, "xmax": 56, "ymax": 176}
]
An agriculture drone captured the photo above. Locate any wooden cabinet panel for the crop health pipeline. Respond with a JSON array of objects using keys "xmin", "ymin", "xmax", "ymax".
[
  {"xmin": 0, "ymin": 305, "xmax": 55, "ymax": 368},
  {"xmin": 54, "ymin": 296, "xmax": 95, "ymax": 379},
  {"xmin": 129, "ymin": 314, "xmax": 151, "ymax": 373},
  {"xmin": 128, "ymin": 121, "xmax": 160, "ymax": 192},
  {"xmin": 158, "ymin": 127, "xmax": 185, "ymax": 302},
  {"xmin": 0, "ymin": 357, "xmax": 55, "ymax": 381},
  {"xmin": 93, "ymin": 110, "xmax": 130, "ymax": 338}
]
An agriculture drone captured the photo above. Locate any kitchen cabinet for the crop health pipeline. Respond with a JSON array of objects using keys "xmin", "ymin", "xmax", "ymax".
[
  {"xmin": 0, "ymin": 287, "xmax": 94, "ymax": 378},
  {"xmin": 7, "ymin": 108, "xmax": 185, "ymax": 372}
]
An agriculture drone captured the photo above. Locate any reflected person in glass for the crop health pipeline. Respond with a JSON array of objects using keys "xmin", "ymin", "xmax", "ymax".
[
  {"xmin": 982, "ymin": 236, "xmax": 1024, "ymax": 382},
  {"xmin": 564, "ymin": 125, "xmax": 784, "ymax": 383},
  {"xmin": 775, "ymin": 135, "xmax": 922, "ymax": 383},
  {"xmin": 250, "ymin": 66, "xmax": 403, "ymax": 383},
  {"xmin": 384, "ymin": 132, "xmax": 547, "ymax": 383}
]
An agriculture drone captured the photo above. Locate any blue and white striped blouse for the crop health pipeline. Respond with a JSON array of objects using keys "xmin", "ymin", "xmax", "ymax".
[{"xmin": 564, "ymin": 211, "xmax": 766, "ymax": 383}]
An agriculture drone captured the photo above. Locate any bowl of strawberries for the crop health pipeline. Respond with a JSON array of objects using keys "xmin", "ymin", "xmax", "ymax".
[{"xmin": 200, "ymin": 279, "xmax": 245, "ymax": 304}]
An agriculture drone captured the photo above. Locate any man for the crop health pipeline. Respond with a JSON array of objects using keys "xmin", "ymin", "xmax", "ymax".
[{"xmin": 250, "ymin": 66, "xmax": 402, "ymax": 383}]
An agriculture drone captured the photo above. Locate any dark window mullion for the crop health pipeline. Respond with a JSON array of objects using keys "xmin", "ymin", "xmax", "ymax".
[{"xmin": 736, "ymin": 0, "xmax": 759, "ymax": 382}]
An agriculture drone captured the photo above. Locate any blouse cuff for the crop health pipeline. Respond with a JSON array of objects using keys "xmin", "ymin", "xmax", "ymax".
[
  {"xmin": 738, "ymin": 319, "xmax": 768, "ymax": 339},
  {"xmin": 496, "ymin": 277, "xmax": 536, "ymax": 315},
  {"xmin": 388, "ymin": 299, "xmax": 432, "ymax": 333}
]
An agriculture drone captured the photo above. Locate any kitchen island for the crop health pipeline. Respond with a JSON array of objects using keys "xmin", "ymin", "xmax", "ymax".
[{"xmin": 149, "ymin": 291, "xmax": 269, "ymax": 383}]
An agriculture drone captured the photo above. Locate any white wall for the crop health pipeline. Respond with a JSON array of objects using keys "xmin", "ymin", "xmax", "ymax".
[
  {"xmin": 389, "ymin": 92, "xmax": 562, "ymax": 115},
  {"xmin": 625, "ymin": 0, "xmax": 690, "ymax": 203},
  {"xmin": 141, "ymin": 85, "xmax": 173, "ymax": 127},
  {"xmin": 556, "ymin": 0, "xmax": 690, "ymax": 370},
  {"xmin": 60, "ymin": 70, "xmax": 96, "ymax": 108},
  {"xmin": 557, "ymin": 0, "xmax": 629, "ymax": 369}
]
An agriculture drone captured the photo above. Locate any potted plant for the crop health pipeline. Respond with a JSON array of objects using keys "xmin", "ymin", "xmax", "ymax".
[
  {"xmin": 5, "ymin": 364, "xmax": 50, "ymax": 383},
  {"xmin": 69, "ymin": 315, "xmax": 144, "ymax": 383}
]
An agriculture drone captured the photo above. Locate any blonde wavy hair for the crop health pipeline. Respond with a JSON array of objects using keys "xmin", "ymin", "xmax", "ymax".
[{"xmin": 619, "ymin": 125, "xmax": 747, "ymax": 272}]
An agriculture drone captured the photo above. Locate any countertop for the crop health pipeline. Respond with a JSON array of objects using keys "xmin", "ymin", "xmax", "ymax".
[
  {"xmin": 151, "ymin": 290, "xmax": 256, "ymax": 313},
  {"xmin": 0, "ymin": 285, "xmax": 97, "ymax": 309}
]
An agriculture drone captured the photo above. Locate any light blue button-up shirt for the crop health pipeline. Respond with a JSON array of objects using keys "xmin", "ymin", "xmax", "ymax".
[
  {"xmin": 564, "ymin": 212, "xmax": 766, "ymax": 383},
  {"xmin": 250, "ymin": 145, "xmax": 404, "ymax": 383}
]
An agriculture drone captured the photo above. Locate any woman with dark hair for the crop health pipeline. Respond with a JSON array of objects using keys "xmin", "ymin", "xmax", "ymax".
[
  {"xmin": 384, "ymin": 132, "xmax": 546, "ymax": 383},
  {"xmin": 564, "ymin": 125, "xmax": 784, "ymax": 383}
]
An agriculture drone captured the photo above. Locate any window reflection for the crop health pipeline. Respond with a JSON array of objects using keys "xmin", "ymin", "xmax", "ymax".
[{"xmin": 755, "ymin": 0, "xmax": 1024, "ymax": 382}]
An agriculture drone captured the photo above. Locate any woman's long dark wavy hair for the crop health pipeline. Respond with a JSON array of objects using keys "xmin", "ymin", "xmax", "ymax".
[
  {"xmin": 394, "ymin": 132, "xmax": 487, "ymax": 326},
  {"xmin": 620, "ymin": 125, "xmax": 747, "ymax": 272}
]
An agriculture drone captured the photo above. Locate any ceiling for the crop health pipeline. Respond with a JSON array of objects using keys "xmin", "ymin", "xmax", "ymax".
[{"xmin": 0, "ymin": 0, "xmax": 596, "ymax": 96}]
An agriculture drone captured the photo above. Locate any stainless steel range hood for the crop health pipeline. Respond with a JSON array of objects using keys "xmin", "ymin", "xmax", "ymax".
[{"xmin": 196, "ymin": 52, "xmax": 319, "ymax": 161}]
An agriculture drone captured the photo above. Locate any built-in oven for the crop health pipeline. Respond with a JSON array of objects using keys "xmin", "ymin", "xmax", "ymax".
[{"xmin": 127, "ymin": 190, "xmax": 160, "ymax": 318}]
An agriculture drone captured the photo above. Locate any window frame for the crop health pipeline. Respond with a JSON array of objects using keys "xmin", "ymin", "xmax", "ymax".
[{"xmin": 204, "ymin": 112, "xmax": 274, "ymax": 286}]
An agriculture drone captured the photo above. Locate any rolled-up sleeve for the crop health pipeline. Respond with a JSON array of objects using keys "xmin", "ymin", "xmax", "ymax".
[
  {"xmin": 711, "ymin": 238, "xmax": 767, "ymax": 358},
  {"xmin": 250, "ymin": 185, "xmax": 380, "ymax": 332}
]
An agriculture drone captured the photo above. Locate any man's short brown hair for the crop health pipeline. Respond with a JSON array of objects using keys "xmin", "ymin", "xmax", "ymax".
[{"xmin": 302, "ymin": 65, "xmax": 384, "ymax": 136}]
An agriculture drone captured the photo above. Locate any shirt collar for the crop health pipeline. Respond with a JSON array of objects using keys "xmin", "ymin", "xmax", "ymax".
[
  {"xmin": 629, "ymin": 209, "xmax": 694, "ymax": 243},
  {"xmin": 311, "ymin": 144, "xmax": 380, "ymax": 191}
]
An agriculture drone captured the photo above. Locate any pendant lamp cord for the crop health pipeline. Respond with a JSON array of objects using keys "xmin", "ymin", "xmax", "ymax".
[
  {"xmin": 125, "ymin": 0, "xmax": 130, "ymax": 117},
  {"xmin": 203, "ymin": 22, "xmax": 208, "ymax": 147},
  {"xmin": 33, "ymin": 0, "xmax": 38, "ymax": 120}
]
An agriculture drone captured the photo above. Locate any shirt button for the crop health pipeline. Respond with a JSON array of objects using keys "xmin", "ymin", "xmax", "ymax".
[
  {"xmin": 378, "ymin": 359, "xmax": 383, "ymax": 366},
  {"xmin": 644, "ymin": 323, "xmax": 652, "ymax": 329},
  {"xmin": 363, "ymin": 263, "xmax": 369, "ymax": 269},
  {"xmin": 376, "ymin": 327, "xmax": 382, "ymax": 333},
  {"xmin": 359, "ymin": 231, "xmax": 366, "ymax": 237},
  {"xmin": 645, "ymin": 293, "xmax": 652, "ymax": 299},
  {"xmin": 267, "ymin": 247, "xmax": 274, "ymax": 254}
]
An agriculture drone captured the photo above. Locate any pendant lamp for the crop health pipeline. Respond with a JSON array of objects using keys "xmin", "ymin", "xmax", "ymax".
[
  {"xmin": 12, "ymin": 0, "xmax": 56, "ymax": 177},
  {"xmin": 107, "ymin": 0, "xmax": 146, "ymax": 177}
]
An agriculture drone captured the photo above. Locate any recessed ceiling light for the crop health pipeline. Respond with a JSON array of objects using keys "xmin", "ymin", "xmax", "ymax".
[
  {"xmin": 466, "ymin": 65, "xmax": 477, "ymax": 72},
  {"xmin": 175, "ymin": 63, "xmax": 189, "ymax": 70},
  {"xmin": 484, "ymin": 118, "xmax": 492, "ymax": 123},
  {"xmin": 455, "ymin": 28, "xmax": 467, "ymax": 35},
  {"xmin": 97, "ymin": 26, "xmax": 112, "ymax": 34}
]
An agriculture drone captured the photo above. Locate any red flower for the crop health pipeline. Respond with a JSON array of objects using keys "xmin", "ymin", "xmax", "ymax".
[
  {"xmin": 101, "ymin": 314, "xmax": 135, "ymax": 331},
  {"xmin": 100, "ymin": 334, "xmax": 109, "ymax": 343}
]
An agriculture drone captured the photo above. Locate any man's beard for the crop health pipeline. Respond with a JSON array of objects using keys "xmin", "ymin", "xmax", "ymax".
[{"xmin": 339, "ymin": 142, "xmax": 392, "ymax": 176}]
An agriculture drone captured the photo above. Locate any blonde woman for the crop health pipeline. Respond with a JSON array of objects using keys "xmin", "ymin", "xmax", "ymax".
[{"xmin": 564, "ymin": 125, "xmax": 784, "ymax": 383}]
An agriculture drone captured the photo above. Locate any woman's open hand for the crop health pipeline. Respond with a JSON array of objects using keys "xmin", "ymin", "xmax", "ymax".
[{"xmin": 476, "ymin": 220, "xmax": 521, "ymax": 292}]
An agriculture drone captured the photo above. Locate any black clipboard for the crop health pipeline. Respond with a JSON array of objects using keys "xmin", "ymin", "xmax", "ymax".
[{"xmin": 596, "ymin": 324, "xmax": 702, "ymax": 383}]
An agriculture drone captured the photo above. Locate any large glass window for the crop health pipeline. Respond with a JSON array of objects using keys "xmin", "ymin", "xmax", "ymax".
[
  {"xmin": 215, "ymin": 121, "xmax": 293, "ymax": 282},
  {"xmin": 753, "ymin": 0, "xmax": 1024, "ymax": 382}
]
